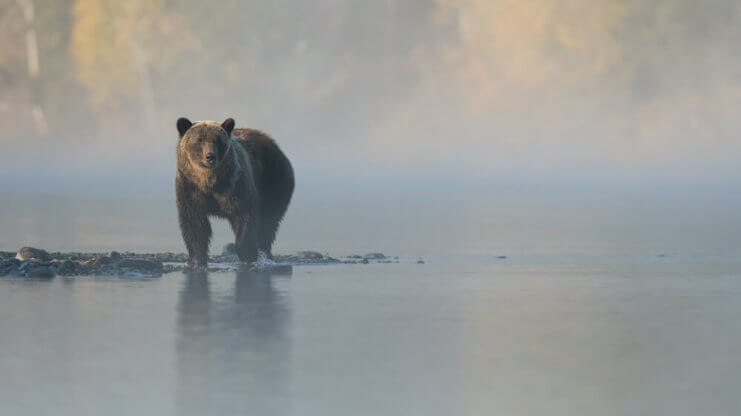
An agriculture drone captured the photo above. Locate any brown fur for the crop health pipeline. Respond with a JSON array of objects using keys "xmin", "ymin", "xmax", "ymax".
[{"xmin": 175, "ymin": 118, "xmax": 294, "ymax": 267}]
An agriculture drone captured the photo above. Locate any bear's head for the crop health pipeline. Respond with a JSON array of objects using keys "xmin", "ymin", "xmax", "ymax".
[{"xmin": 176, "ymin": 117, "xmax": 235, "ymax": 170}]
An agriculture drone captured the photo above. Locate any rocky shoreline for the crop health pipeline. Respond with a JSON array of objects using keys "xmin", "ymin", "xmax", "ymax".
[{"xmin": 0, "ymin": 247, "xmax": 401, "ymax": 278}]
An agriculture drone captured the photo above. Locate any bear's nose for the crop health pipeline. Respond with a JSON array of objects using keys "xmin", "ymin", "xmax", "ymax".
[{"xmin": 205, "ymin": 153, "xmax": 216, "ymax": 162}]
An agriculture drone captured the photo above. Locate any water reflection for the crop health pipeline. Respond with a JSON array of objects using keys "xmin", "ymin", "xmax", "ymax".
[{"xmin": 176, "ymin": 269, "xmax": 290, "ymax": 415}]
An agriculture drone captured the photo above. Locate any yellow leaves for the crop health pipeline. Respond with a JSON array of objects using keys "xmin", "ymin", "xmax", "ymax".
[
  {"xmin": 433, "ymin": 0, "xmax": 630, "ymax": 109},
  {"xmin": 70, "ymin": 0, "xmax": 163, "ymax": 109}
]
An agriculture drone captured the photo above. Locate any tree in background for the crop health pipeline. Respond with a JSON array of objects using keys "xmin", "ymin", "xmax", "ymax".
[
  {"xmin": 1, "ymin": 0, "xmax": 86, "ymax": 139},
  {"xmin": 70, "ymin": 0, "xmax": 166, "ymax": 135},
  {"xmin": 382, "ymin": 0, "xmax": 741, "ymax": 160},
  {"xmin": 3, "ymin": 0, "xmax": 741, "ymax": 162}
]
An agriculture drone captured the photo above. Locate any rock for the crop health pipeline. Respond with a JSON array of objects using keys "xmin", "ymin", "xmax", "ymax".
[
  {"xmin": 94, "ymin": 255, "xmax": 114, "ymax": 265},
  {"xmin": 76, "ymin": 263, "xmax": 92, "ymax": 275},
  {"xmin": 57, "ymin": 260, "xmax": 77, "ymax": 275},
  {"xmin": 1, "ymin": 258, "xmax": 20, "ymax": 273},
  {"xmin": 222, "ymin": 243, "xmax": 238, "ymax": 256},
  {"xmin": 8, "ymin": 268, "xmax": 25, "ymax": 277},
  {"xmin": 27, "ymin": 266, "xmax": 56, "ymax": 278},
  {"xmin": 18, "ymin": 260, "xmax": 34, "ymax": 271},
  {"xmin": 16, "ymin": 247, "xmax": 51, "ymax": 261},
  {"xmin": 347, "ymin": 255, "xmax": 363, "ymax": 259},
  {"xmin": 108, "ymin": 251, "xmax": 122, "ymax": 261},
  {"xmin": 117, "ymin": 258, "xmax": 163, "ymax": 275},
  {"xmin": 297, "ymin": 251, "xmax": 323, "ymax": 260},
  {"xmin": 363, "ymin": 253, "xmax": 386, "ymax": 260},
  {"xmin": 274, "ymin": 254, "xmax": 298, "ymax": 263},
  {"xmin": 416, "ymin": 260, "xmax": 425, "ymax": 264},
  {"xmin": 154, "ymin": 252, "xmax": 186, "ymax": 263},
  {"xmin": 496, "ymin": 255, "xmax": 507, "ymax": 259},
  {"xmin": 361, "ymin": 258, "xmax": 369, "ymax": 264}
]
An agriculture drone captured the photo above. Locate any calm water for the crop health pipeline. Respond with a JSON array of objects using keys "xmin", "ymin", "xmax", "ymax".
[
  {"xmin": 2, "ymin": 257, "xmax": 741, "ymax": 415},
  {"xmin": 3, "ymin": 194, "xmax": 741, "ymax": 257}
]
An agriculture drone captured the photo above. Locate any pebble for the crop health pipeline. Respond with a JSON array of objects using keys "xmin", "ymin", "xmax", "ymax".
[
  {"xmin": 297, "ymin": 251, "xmax": 323, "ymax": 260},
  {"xmin": 16, "ymin": 247, "xmax": 51, "ymax": 261},
  {"xmin": 57, "ymin": 260, "xmax": 77, "ymax": 274},
  {"xmin": 27, "ymin": 266, "xmax": 56, "ymax": 278},
  {"xmin": 94, "ymin": 256, "xmax": 114, "ymax": 265}
]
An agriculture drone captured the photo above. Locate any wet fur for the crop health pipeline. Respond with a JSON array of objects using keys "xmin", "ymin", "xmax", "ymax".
[{"xmin": 175, "ymin": 119, "xmax": 294, "ymax": 267}]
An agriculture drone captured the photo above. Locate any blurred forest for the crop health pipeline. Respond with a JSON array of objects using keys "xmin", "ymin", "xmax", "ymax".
[{"xmin": 2, "ymin": 0, "xmax": 741, "ymax": 168}]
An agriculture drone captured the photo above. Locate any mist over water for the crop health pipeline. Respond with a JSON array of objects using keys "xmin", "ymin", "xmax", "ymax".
[
  {"xmin": 3, "ymin": 1, "xmax": 741, "ymax": 188},
  {"xmin": 3, "ymin": 3, "xmax": 741, "ymax": 415},
  {"xmin": 2, "ymin": 1, "xmax": 741, "ymax": 258}
]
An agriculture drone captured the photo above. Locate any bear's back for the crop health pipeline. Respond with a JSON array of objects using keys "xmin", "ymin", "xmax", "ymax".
[{"xmin": 231, "ymin": 128, "xmax": 294, "ymax": 203}]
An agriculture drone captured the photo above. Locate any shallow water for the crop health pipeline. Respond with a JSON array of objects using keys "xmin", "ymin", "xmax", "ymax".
[
  {"xmin": 4, "ymin": 194, "xmax": 741, "ymax": 257},
  {"xmin": 2, "ymin": 256, "xmax": 740, "ymax": 415}
]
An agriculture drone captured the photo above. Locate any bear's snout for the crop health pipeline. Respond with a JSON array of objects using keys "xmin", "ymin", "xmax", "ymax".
[{"xmin": 200, "ymin": 142, "xmax": 219, "ymax": 167}]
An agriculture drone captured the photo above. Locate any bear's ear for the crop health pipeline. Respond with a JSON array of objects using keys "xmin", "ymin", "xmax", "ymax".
[
  {"xmin": 177, "ymin": 117, "xmax": 193, "ymax": 137},
  {"xmin": 221, "ymin": 118, "xmax": 235, "ymax": 136}
]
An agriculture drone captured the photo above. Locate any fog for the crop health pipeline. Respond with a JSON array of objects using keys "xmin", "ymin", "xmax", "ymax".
[
  {"xmin": 2, "ymin": 0, "xmax": 741, "ymax": 254},
  {"xmin": 4, "ymin": 5, "xmax": 741, "ymax": 414}
]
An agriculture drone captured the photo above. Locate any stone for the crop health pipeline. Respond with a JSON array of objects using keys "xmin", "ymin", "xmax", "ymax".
[
  {"xmin": 27, "ymin": 266, "xmax": 56, "ymax": 278},
  {"xmin": 16, "ymin": 247, "xmax": 51, "ymax": 261},
  {"xmin": 1, "ymin": 258, "xmax": 21, "ymax": 273},
  {"xmin": 363, "ymin": 253, "xmax": 386, "ymax": 260},
  {"xmin": 297, "ymin": 251, "xmax": 323, "ymax": 260},
  {"xmin": 95, "ymin": 256, "xmax": 114, "ymax": 265},
  {"xmin": 57, "ymin": 260, "xmax": 77, "ymax": 275},
  {"xmin": 0, "ymin": 251, "xmax": 16, "ymax": 259},
  {"xmin": 117, "ymin": 258, "xmax": 163, "ymax": 273},
  {"xmin": 18, "ymin": 260, "xmax": 34, "ymax": 271}
]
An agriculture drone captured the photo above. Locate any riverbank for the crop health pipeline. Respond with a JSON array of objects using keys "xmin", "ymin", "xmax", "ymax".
[{"xmin": 0, "ymin": 247, "xmax": 400, "ymax": 278}]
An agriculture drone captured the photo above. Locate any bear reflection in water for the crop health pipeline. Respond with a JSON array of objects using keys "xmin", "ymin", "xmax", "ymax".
[{"xmin": 176, "ymin": 269, "xmax": 290, "ymax": 415}]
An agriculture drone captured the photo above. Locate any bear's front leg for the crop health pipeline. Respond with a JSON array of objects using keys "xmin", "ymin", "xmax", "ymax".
[
  {"xmin": 181, "ymin": 215, "xmax": 212, "ymax": 268},
  {"xmin": 179, "ymin": 211, "xmax": 212, "ymax": 268},
  {"xmin": 230, "ymin": 215, "xmax": 258, "ymax": 263},
  {"xmin": 176, "ymin": 180, "xmax": 212, "ymax": 268}
]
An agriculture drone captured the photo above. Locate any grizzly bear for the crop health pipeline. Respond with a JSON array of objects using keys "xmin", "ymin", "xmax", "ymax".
[{"xmin": 175, "ymin": 117, "xmax": 294, "ymax": 267}]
